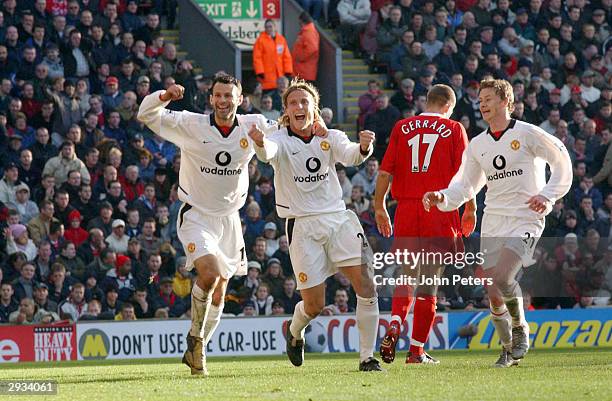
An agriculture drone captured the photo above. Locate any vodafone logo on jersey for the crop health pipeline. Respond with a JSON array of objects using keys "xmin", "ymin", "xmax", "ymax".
[
  {"xmin": 199, "ymin": 151, "xmax": 242, "ymax": 176},
  {"xmin": 488, "ymin": 154, "xmax": 523, "ymax": 182},
  {"xmin": 294, "ymin": 157, "xmax": 329, "ymax": 183}
]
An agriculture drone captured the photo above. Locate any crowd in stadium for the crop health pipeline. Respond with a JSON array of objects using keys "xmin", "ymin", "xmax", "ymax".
[{"xmin": 0, "ymin": 0, "xmax": 610, "ymax": 325}]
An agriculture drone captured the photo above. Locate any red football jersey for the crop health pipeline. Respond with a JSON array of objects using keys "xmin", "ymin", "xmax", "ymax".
[{"xmin": 380, "ymin": 112, "xmax": 468, "ymax": 200}]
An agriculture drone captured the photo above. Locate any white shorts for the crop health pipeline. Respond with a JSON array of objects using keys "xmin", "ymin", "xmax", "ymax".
[
  {"xmin": 177, "ymin": 204, "xmax": 247, "ymax": 279},
  {"xmin": 286, "ymin": 210, "xmax": 373, "ymax": 290},
  {"xmin": 480, "ymin": 213, "xmax": 545, "ymax": 269}
]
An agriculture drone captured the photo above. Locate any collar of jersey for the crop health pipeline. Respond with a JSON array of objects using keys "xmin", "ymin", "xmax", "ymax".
[
  {"xmin": 419, "ymin": 112, "xmax": 444, "ymax": 117},
  {"xmin": 486, "ymin": 118, "xmax": 516, "ymax": 142},
  {"xmin": 287, "ymin": 127, "xmax": 315, "ymax": 144},
  {"xmin": 209, "ymin": 113, "xmax": 239, "ymax": 138}
]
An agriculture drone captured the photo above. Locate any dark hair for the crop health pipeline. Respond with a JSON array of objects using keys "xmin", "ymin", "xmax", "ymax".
[
  {"xmin": 299, "ymin": 12, "xmax": 312, "ymax": 24},
  {"xmin": 211, "ymin": 74, "xmax": 242, "ymax": 94},
  {"xmin": 50, "ymin": 221, "xmax": 63, "ymax": 234}
]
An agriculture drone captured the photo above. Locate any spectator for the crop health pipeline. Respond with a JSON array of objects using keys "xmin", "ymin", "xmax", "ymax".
[
  {"xmin": 325, "ymin": 288, "xmax": 355, "ymax": 314},
  {"xmin": 253, "ymin": 19, "xmax": 293, "ymax": 92},
  {"xmin": 271, "ymin": 300, "xmax": 285, "ymax": 315},
  {"xmin": 13, "ymin": 263, "xmax": 37, "ymax": 302},
  {"xmin": 0, "ymin": 161, "xmax": 19, "ymax": 204},
  {"xmin": 116, "ymin": 302, "xmax": 136, "ymax": 320},
  {"xmin": 8, "ymin": 182, "xmax": 39, "ymax": 224},
  {"xmin": 0, "ymin": 282, "xmax": 18, "ymax": 322},
  {"xmin": 106, "ymin": 219, "xmax": 129, "ymax": 254},
  {"xmin": 27, "ymin": 199, "xmax": 60, "ymax": 245},
  {"xmin": 33, "ymin": 282, "xmax": 58, "ymax": 314},
  {"xmin": 172, "ymin": 256, "xmax": 192, "ymax": 299},
  {"xmin": 375, "ymin": 6, "xmax": 404, "ymax": 65},
  {"xmin": 249, "ymin": 236, "xmax": 269, "ymax": 269},
  {"xmin": 357, "ymin": 80, "xmax": 382, "ymax": 130},
  {"xmin": 364, "ymin": 94, "xmax": 400, "ymax": 160},
  {"xmin": 5, "ymin": 223, "xmax": 37, "ymax": 261},
  {"xmin": 80, "ymin": 298, "xmax": 102, "ymax": 320},
  {"xmin": 48, "ymin": 262, "xmax": 71, "ymax": 304},
  {"xmin": 42, "ymin": 140, "xmax": 90, "ymax": 186},
  {"xmin": 87, "ymin": 201, "xmax": 113, "ymax": 236},
  {"xmin": 238, "ymin": 300, "xmax": 257, "ymax": 316},
  {"xmin": 102, "ymin": 76, "xmax": 124, "ymax": 111},
  {"xmin": 252, "ymin": 282, "xmax": 274, "ymax": 316},
  {"xmin": 278, "ymin": 276, "xmax": 301, "ymax": 314},
  {"xmin": 55, "ymin": 241, "xmax": 87, "ymax": 280},
  {"xmin": 263, "ymin": 222, "xmax": 279, "ymax": 257},
  {"xmin": 152, "ymin": 276, "xmax": 186, "ymax": 317},
  {"xmin": 103, "ymin": 254, "xmax": 136, "ymax": 302},
  {"xmin": 292, "ymin": 12, "xmax": 320, "ymax": 83},
  {"xmin": 351, "ymin": 158, "xmax": 379, "ymax": 197},
  {"xmin": 272, "ymin": 234, "xmax": 292, "ymax": 278},
  {"xmin": 133, "ymin": 12, "xmax": 161, "ymax": 46},
  {"xmin": 260, "ymin": 94, "xmax": 280, "ymax": 121},
  {"xmin": 336, "ymin": 0, "xmax": 371, "ymax": 52},
  {"xmin": 33, "ymin": 241, "xmax": 53, "ymax": 283},
  {"xmin": 10, "ymin": 297, "xmax": 59, "ymax": 324}
]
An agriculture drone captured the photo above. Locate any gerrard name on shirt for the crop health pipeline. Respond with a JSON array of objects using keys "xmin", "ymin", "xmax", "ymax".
[{"xmin": 400, "ymin": 118, "xmax": 453, "ymax": 137}]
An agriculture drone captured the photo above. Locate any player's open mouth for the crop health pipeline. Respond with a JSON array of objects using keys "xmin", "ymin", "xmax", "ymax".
[
  {"xmin": 217, "ymin": 106, "xmax": 229, "ymax": 113},
  {"xmin": 294, "ymin": 114, "xmax": 306, "ymax": 121}
]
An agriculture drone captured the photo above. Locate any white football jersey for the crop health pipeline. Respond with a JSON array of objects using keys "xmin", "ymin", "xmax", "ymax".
[
  {"xmin": 254, "ymin": 128, "xmax": 372, "ymax": 218},
  {"xmin": 439, "ymin": 119, "xmax": 572, "ymax": 219},
  {"xmin": 138, "ymin": 90, "xmax": 276, "ymax": 216}
]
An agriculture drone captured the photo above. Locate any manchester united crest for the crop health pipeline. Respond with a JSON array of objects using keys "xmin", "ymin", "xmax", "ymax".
[
  {"xmin": 511, "ymin": 140, "xmax": 520, "ymax": 151},
  {"xmin": 240, "ymin": 138, "xmax": 249, "ymax": 149},
  {"xmin": 320, "ymin": 141, "xmax": 330, "ymax": 151},
  {"xmin": 187, "ymin": 243, "xmax": 196, "ymax": 253},
  {"xmin": 298, "ymin": 272, "xmax": 308, "ymax": 283}
]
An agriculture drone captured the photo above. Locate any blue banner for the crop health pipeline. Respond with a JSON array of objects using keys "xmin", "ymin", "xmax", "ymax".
[{"xmin": 447, "ymin": 308, "xmax": 612, "ymax": 349}]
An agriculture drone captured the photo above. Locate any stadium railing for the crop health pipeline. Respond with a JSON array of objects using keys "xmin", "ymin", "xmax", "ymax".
[
  {"xmin": 282, "ymin": 0, "xmax": 344, "ymax": 123},
  {"xmin": 177, "ymin": 0, "xmax": 242, "ymax": 80}
]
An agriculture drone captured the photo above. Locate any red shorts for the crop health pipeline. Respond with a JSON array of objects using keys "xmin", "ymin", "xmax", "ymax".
[{"xmin": 392, "ymin": 200, "xmax": 463, "ymax": 254}]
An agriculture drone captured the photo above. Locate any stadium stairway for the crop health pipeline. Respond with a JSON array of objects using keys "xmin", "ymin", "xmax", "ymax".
[{"xmin": 321, "ymin": 29, "xmax": 394, "ymax": 139}]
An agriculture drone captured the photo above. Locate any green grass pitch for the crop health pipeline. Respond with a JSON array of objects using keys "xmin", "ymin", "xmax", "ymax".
[{"xmin": 2, "ymin": 348, "xmax": 610, "ymax": 401}]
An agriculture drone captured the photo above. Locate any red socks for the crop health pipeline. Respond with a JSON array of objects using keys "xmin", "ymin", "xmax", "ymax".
[
  {"xmin": 391, "ymin": 285, "xmax": 414, "ymax": 323},
  {"xmin": 409, "ymin": 295, "xmax": 437, "ymax": 356}
]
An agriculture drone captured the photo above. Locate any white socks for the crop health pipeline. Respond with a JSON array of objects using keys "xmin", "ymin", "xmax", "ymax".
[
  {"xmin": 490, "ymin": 303, "xmax": 512, "ymax": 350},
  {"xmin": 289, "ymin": 301, "xmax": 313, "ymax": 340},
  {"xmin": 356, "ymin": 295, "xmax": 379, "ymax": 362},
  {"xmin": 504, "ymin": 296, "xmax": 527, "ymax": 328},
  {"xmin": 203, "ymin": 303, "xmax": 224, "ymax": 345},
  {"xmin": 189, "ymin": 283, "xmax": 212, "ymax": 338}
]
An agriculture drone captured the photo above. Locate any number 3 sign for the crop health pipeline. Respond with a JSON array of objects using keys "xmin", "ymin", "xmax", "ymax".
[{"xmin": 262, "ymin": 0, "xmax": 280, "ymax": 18}]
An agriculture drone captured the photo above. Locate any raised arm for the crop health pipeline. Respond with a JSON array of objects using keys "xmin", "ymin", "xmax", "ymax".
[
  {"xmin": 137, "ymin": 86, "xmax": 189, "ymax": 147},
  {"xmin": 332, "ymin": 130, "xmax": 375, "ymax": 166},
  {"xmin": 249, "ymin": 124, "xmax": 279, "ymax": 163}
]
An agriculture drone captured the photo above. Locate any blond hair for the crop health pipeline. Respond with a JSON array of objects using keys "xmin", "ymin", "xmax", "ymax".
[
  {"xmin": 479, "ymin": 79, "xmax": 515, "ymax": 112},
  {"xmin": 279, "ymin": 78, "xmax": 321, "ymax": 127}
]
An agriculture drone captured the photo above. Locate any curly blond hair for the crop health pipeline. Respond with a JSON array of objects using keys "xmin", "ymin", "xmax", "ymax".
[
  {"xmin": 479, "ymin": 79, "xmax": 515, "ymax": 113},
  {"xmin": 279, "ymin": 78, "xmax": 321, "ymax": 127}
]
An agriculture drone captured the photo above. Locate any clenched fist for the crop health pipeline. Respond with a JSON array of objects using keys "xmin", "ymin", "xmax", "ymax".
[
  {"xmin": 359, "ymin": 130, "xmax": 375, "ymax": 152},
  {"xmin": 160, "ymin": 84, "xmax": 185, "ymax": 102},
  {"xmin": 248, "ymin": 124, "xmax": 265, "ymax": 147}
]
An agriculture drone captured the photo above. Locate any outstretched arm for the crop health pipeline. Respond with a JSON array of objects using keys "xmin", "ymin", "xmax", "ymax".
[{"xmin": 423, "ymin": 146, "xmax": 486, "ymax": 212}]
